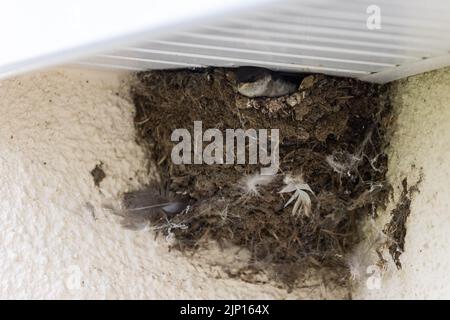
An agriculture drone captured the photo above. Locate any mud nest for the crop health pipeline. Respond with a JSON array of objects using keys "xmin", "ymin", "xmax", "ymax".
[{"xmin": 125, "ymin": 68, "xmax": 392, "ymax": 289}]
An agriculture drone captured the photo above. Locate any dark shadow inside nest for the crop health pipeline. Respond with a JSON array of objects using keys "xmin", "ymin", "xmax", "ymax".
[{"xmin": 121, "ymin": 68, "xmax": 393, "ymax": 290}]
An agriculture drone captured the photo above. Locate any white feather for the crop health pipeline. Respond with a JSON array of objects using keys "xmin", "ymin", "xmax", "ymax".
[
  {"xmin": 279, "ymin": 174, "xmax": 314, "ymax": 217},
  {"xmin": 241, "ymin": 173, "xmax": 275, "ymax": 196}
]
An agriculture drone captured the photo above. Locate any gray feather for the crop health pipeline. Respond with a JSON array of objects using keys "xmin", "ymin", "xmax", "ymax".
[{"xmin": 120, "ymin": 183, "xmax": 188, "ymax": 230}]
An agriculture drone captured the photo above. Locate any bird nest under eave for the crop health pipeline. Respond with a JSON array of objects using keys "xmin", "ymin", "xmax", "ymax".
[{"xmin": 120, "ymin": 67, "xmax": 393, "ymax": 290}]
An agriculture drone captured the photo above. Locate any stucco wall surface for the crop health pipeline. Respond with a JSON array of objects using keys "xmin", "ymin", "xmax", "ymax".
[
  {"xmin": 2, "ymin": 66, "xmax": 448, "ymax": 299},
  {"xmin": 355, "ymin": 67, "xmax": 450, "ymax": 299}
]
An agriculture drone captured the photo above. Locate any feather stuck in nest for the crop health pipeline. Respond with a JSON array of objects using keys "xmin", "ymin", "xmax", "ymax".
[
  {"xmin": 119, "ymin": 182, "xmax": 189, "ymax": 230},
  {"xmin": 279, "ymin": 174, "xmax": 314, "ymax": 217},
  {"xmin": 240, "ymin": 173, "xmax": 275, "ymax": 196}
]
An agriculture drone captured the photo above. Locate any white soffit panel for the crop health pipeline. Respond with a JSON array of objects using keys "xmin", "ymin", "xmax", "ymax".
[
  {"xmin": 2, "ymin": 0, "xmax": 450, "ymax": 83},
  {"xmin": 0, "ymin": 0, "xmax": 268, "ymax": 79}
]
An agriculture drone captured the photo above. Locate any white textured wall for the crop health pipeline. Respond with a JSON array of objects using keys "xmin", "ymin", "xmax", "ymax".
[
  {"xmin": 0, "ymin": 68, "xmax": 346, "ymax": 299},
  {"xmin": 356, "ymin": 67, "xmax": 450, "ymax": 299},
  {"xmin": 2, "ymin": 67, "xmax": 448, "ymax": 299}
]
